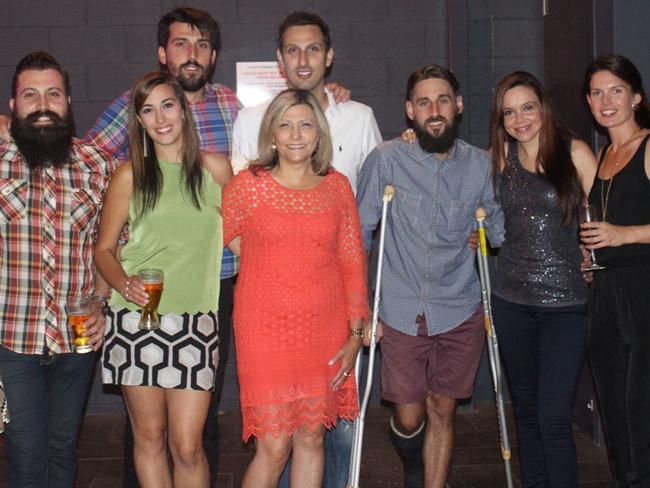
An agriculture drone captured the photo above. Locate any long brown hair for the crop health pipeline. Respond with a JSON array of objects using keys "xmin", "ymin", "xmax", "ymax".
[
  {"xmin": 490, "ymin": 71, "xmax": 582, "ymax": 225},
  {"xmin": 128, "ymin": 71, "xmax": 204, "ymax": 216}
]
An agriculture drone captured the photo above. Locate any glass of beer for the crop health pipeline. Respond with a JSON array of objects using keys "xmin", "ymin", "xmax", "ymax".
[
  {"xmin": 66, "ymin": 295, "xmax": 94, "ymax": 353},
  {"xmin": 138, "ymin": 269, "xmax": 164, "ymax": 330}
]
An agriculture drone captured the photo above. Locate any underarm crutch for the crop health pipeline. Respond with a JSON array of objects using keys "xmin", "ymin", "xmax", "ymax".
[
  {"xmin": 348, "ymin": 184, "xmax": 395, "ymax": 488},
  {"xmin": 475, "ymin": 207, "xmax": 514, "ymax": 488}
]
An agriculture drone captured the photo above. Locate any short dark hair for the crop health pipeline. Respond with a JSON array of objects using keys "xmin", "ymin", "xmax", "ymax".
[
  {"xmin": 12, "ymin": 51, "xmax": 70, "ymax": 98},
  {"xmin": 158, "ymin": 7, "xmax": 221, "ymax": 55},
  {"xmin": 406, "ymin": 64, "xmax": 460, "ymax": 101},
  {"xmin": 277, "ymin": 11, "xmax": 331, "ymax": 51}
]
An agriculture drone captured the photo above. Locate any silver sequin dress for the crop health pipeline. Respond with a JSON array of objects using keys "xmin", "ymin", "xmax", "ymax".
[{"xmin": 492, "ymin": 145, "xmax": 587, "ymax": 306}]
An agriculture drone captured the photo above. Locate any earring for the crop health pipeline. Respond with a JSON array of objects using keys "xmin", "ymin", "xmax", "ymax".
[
  {"xmin": 142, "ymin": 127, "xmax": 148, "ymax": 158},
  {"xmin": 632, "ymin": 103, "xmax": 639, "ymax": 111},
  {"xmin": 271, "ymin": 142, "xmax": 277, "ymax": 151}
]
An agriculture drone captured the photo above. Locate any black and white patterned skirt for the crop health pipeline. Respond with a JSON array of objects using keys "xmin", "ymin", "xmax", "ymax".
[{"xmin": 102, "ymin": 307, "xmax": 219, "ymax": 391}]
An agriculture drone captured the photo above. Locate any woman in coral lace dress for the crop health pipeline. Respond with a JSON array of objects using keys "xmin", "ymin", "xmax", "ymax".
[{"xmin": 222, "ymin": 89, "xmax": 369, "ymax": 487}]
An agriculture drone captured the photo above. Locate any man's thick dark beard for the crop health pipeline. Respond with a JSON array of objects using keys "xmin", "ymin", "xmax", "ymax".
[
  {"xmin": 413, "ymin": 113, "xmax": 461, "ymax": 154},
  {"xmin": 11, "ymin": 110, "xmax": 76, "ymax": 169},
  {"xmin": 176, "ymin": 60, "xmax": 209, "ymax": 92}
]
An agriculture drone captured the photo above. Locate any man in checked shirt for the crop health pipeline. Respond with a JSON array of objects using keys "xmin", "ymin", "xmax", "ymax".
[
  {"xmin": 0, "ymin": 52, "xmax": 116, "ymax": 488},
  {"xmin": 356, "ymin": 64, "xmax": 505, "ymax": 488}
]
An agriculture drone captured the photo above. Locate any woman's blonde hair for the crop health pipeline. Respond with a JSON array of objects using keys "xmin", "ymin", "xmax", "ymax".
[{"xmin": 250, "ymin": 88, "xmax": 333, "ymax": 176}]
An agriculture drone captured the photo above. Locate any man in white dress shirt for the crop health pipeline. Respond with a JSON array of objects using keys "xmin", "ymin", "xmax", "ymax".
[
  {"xmin": 231, "ymin": 11, "xmax": 381, "ymax": 193},
  {"xmin": 231, "ymin": 11, "xmax": 382, "ymax": 488}
]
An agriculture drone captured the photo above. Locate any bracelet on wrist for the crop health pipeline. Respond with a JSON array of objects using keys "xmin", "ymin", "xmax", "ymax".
[
  {"xmin": 92, "ymin": 295, "xmax": 110, "ymax": 315},
  {"xmin": 349, "ymin": 328, "xmax": 364, "ymax": 339}
]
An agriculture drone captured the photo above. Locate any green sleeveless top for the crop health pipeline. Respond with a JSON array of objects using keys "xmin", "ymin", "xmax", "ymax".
[{"xmin": 110, "ymin": 161, "xmax": 222, "ymax": 314}]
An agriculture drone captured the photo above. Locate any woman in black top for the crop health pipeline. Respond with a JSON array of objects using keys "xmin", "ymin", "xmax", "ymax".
[
  {"xmin": 582, "ymin": 54, "xmax": 650, "ymax": 487},
  {"xmin": 490, "ymin": 71, "xmax": 596, "ymax": 487}
]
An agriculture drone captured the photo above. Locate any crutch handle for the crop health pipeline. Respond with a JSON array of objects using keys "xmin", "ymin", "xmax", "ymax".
[{"xmin": 475, "ymin": 207, "xmax": 488, "ymax": 257}]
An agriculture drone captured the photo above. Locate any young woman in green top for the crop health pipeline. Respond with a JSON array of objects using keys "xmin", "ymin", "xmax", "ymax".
[{"xmin": 94, "ymin": 71, "xmax": 232, "ymax": 488}]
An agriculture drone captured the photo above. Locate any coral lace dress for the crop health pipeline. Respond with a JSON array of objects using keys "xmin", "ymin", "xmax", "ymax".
[{"xmin": 223, "ymin": 169, "xmax": 368, "ymax": 441}]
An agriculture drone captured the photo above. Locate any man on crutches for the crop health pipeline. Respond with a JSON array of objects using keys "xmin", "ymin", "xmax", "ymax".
[{"xmin": 356, "ymin": 64, "xmax": 504, "ymax": 488}]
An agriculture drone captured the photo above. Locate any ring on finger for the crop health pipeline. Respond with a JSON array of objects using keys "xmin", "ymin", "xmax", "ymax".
[{"xmin": 343, "ymin": 371, "xmax": 351, "ymax": 377}]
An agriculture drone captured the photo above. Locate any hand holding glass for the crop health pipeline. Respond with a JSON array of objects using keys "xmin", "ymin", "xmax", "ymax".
[
  {"xmin": 579, "ymin": 204, "xmax": 606, "ymax": 271},
  {"xmin": 138, "ymin": 269, "xmax": 164, "ymax": 330},
  {"xmin": 66, "ymin": 295, "xmax": 95, "ymax": 353}
]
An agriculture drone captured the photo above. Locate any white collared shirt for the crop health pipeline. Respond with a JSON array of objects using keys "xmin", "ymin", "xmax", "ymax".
[{"xmin": 231, "ymin": 89, "xmax": 382, "ymax": 192}]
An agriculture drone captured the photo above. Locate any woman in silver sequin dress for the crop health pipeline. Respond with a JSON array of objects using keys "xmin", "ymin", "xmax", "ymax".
[
  {"xmin": 489, "ymin": 71, "xmax": 597, "ymax": 488},
  {"xmin": 581, "ymin": 54, "xmax": 650, "ymax": 487}
]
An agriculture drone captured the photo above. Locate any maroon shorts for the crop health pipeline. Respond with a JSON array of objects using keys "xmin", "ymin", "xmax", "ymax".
[{"xmin": 380, "ymin": 306, "xmax": 485, "ymax": 403}]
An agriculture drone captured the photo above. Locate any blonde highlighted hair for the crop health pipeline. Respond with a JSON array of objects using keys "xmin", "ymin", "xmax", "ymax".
[{"xmin": 250, "ymin": 88, "xmax": 333, "ymax": 176}]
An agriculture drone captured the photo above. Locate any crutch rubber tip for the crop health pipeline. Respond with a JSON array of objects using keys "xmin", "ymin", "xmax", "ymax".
[{"xmin": 475, "ymin": 207, "xmax": 487, "ymax": 220}]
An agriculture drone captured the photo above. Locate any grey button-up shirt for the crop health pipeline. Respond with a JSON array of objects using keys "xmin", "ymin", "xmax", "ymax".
[{"xmin": 356, "ymin": 138, "xmax": 505, "ymax": 336}]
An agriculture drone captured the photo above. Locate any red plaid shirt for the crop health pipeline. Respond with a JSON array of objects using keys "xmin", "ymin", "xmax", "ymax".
[{"xmin": 0, "ymin": 139, "xmax": 117, "ymax": 354}]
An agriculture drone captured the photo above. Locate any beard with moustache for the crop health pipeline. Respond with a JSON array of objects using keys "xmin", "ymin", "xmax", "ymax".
[
  {"xmin": 412, "ymin": 112, "xmax": 461, "ymax": 155},
  {"xmin": 175, "ymin": 60, "xmax": 213, "ymax": 92},
  {"xmin": 11, "ymin": 109, "xmax": 76, "ymax": 169}
]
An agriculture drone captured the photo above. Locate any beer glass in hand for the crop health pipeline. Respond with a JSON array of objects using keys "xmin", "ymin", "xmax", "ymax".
[
  {"xmin": 579, "ymin": 204, "xmax": 606, "ymax": 271},
  {"xmin": 138, "ymin": 269, "xmax": 164, "ymax": 330},
  {"xmin": 67, "ymin": 295, "xmax": 94, "ymax": 353}
]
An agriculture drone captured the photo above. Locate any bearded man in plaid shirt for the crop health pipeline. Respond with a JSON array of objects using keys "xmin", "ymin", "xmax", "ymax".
[{"xmin": 0, "ymin": 52, "xmax": 117, "ymax": 488}]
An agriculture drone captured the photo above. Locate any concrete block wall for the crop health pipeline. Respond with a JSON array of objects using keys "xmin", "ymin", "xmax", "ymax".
[
  {"xmin": 0, "ymin": 0, "xmax": 546, "ymax": 152},
  {"xmin": 0, "ymin": 0, "xmax": 449, "ymax": 142},
  {"xmin": 466, "ymin": 0, "xmax": 543, "ymax": 149}
]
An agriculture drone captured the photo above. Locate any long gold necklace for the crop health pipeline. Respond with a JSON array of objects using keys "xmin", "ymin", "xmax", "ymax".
[
  {"xmin": 600, "ymin": 174, "xmax": 614, "ymax": 222},
  {"xmin": 599, "ymin": 127, "xmax": 643, "ymax": 221}
]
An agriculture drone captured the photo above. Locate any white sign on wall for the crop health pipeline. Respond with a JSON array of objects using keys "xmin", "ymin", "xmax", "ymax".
[{"xmin": 236, "ymin": 61, "xmax": 288, "ymax": 107}]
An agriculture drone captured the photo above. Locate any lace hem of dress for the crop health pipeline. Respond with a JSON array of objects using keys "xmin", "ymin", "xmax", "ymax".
[{"xmin": 241, "ymin": 387, "xmax": 359, "ymax": 442}]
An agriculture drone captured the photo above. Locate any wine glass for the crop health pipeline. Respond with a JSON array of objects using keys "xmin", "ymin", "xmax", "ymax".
[{"xmin": 579, "ymin": 204, "xmax": 606, "ymax": 271}]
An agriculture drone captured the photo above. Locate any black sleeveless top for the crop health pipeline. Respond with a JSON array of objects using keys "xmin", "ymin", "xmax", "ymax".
[{"xmin": 588, "ymin": 134, "xmax": 650, "ymax": 267}]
